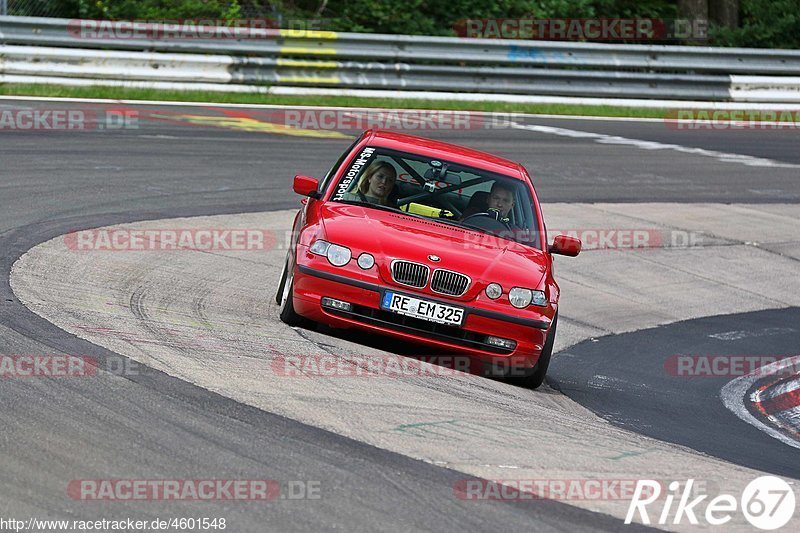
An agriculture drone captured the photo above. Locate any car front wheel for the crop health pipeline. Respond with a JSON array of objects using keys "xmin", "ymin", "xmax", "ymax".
[
  {"xmin": 516, "ymin": 313, "xmax": 557, "ymax": 389},
  {"xmin": 276, "ymin": 255, "xmax": 305, "ymax": 327}
]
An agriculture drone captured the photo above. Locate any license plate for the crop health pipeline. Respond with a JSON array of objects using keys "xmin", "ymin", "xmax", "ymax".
[{"xmin": 381, "ymin": 291, "xmax": 465, "ymax": 326}]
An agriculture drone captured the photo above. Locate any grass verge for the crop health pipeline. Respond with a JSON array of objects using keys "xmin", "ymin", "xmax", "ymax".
[{"xmin": 0, "ymin": 83, "xmax": 675, "ymax": 118}]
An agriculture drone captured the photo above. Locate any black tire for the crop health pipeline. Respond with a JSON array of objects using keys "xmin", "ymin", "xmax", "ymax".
[
  {"xmin": 275, "ymin": 259, "xmax": 288, "ymax": 305},
  {"xmin": 517, "ymin": 313, "xmax": 558, "ymax": 390},
  {"xmin": 276, "ymin": 256, "xmax": 305, "ymax": 327}
]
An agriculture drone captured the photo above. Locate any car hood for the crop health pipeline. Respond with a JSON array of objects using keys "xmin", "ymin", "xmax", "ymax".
[{"xmin": 319, "ymin": 203, "xmax": 547, "ymax": 294}]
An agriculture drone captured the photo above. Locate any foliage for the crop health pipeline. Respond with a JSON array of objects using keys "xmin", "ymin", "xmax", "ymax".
[
  {"xmin": 709, "ymin": 0, "xmax": 800, "ymax": 49},
  {"xmin": 53, "ymin": 0, "xmax": 799, "ymax": 48},
  {"xmin": 77, "ymin": 0, "xmax": 242, "ymax": 20}
]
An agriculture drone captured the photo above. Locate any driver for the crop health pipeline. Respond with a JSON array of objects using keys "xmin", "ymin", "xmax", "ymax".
[
  {"xmin": 461, "ymin": 181, "xmax": 515, "ymax": 222},
  {"xmin": 341, "ymin": 161, "xmax": 397, "ymax": 206},
  {"xmin": 486, "ymin": 181, "xmax": 515, "ymax": 220}
]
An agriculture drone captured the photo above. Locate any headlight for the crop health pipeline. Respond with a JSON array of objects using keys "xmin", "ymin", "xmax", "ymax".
[
  {"xmin": 309, "ymin": 239, "xmax": 351, "ymax": 267},
  {"xmin": 485, "ymin": 283, "xmax": 502, "ymax": 299},
  {"xmin": 310, "ymin": 239, "xmax": 330, "ymax": 256},
  {"xmin": 509, "ymin": 287, "xmax": 547, "ymax": 308},
  {"xmin": 508, "ymin": 287, "xmax": 532, "ymax": 308},
  {"xmin": 357, "ymin": 253, "xmax": 375, "ymax": 270},
  {"xmin": 531, "ymin": 290, "xmax": 547, "ymax": 307},
  {"xmin": 326, "ymin": 244, "xmax": 351, "ymax": 266}
]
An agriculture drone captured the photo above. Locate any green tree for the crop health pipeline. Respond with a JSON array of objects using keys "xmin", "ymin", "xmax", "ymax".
[
  {"xmin": 78, "ymin": 0, "xmax": 242, "ymax": 19},
  {"xmin": 61, "ymin": 0, "xmax": 798, "ymax": 48},
  {"xmin": 710, "ymin": 0, "xmax": 799, "ymax": 48}
]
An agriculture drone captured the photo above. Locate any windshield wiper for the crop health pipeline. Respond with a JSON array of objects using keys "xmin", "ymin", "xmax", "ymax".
[
  {"xmin": 337, "ymin": 200, "xmax": 405, "ymax": 215},
  {"xmin": 413, "ymin": 215, "xmax": 503, "ymax": 238}
]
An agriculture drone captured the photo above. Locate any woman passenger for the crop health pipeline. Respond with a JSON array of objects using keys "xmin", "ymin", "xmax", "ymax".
[{"xmin": 342, "ymin": 161, "xmax": 397, "ymax": 206}]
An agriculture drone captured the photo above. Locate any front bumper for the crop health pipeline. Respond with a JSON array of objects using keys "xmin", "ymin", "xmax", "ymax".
[{"xmin": 291, "ymin": 261, "xmax": 552, "ymax": 369}]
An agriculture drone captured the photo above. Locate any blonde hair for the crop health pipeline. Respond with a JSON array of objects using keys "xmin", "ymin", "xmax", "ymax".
[{"xmin": 357, "ymin": 161, "xmax": 397, "ymax": 196}]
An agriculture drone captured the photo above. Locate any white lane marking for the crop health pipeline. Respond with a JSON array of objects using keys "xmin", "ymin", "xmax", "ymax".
[
  {"xmin": 721, "ymin": 356, "xmax": 800, "ymax": 449},
  {"xmin": 708, "ymin": 327, "xmax": 797, "ymax": 341},
  {"xmin": 512, "ymin": 123, "xmax": 800, "ymax": 169}
]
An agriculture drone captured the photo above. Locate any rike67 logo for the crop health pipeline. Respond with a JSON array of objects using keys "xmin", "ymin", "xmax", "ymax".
[{"xmin": 626, "ymin": 476, "xmax": 796, "ymax": 530}]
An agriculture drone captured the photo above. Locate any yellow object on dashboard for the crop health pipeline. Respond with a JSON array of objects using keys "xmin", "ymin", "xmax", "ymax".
[{"xmin": 401, "ymin": 203, "xmax": 453, "ymax": 218}]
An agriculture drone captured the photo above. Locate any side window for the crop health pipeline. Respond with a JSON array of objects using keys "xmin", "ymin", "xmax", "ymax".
[{"xmin": 318, "ymin": 136, "xmax": 362, "ymax": 194}]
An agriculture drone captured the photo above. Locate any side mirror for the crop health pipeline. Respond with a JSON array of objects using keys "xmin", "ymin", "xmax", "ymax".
[
  {"xmin": 549, "ymin": 234, "xmax": 581, "ymax": 257},
  {"xmin": 293, "ymin": 175, "xmax": 320, "ymax": 198}
]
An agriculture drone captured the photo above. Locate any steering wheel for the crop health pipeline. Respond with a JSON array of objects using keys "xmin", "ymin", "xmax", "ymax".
[{"xmin": 460, "ymin": 211, "xmax": 512, "ymax": 232}]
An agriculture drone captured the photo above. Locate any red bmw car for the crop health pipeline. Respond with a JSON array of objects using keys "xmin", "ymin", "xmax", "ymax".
[{"xmin": 276, "ymin": 130, "xmax": 580, "ymax": 388}]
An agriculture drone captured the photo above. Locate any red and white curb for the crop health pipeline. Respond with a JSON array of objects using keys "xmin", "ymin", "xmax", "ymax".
[{"xmin": 722, "ymin": 355, "xmax": 800, "ymax": 449}]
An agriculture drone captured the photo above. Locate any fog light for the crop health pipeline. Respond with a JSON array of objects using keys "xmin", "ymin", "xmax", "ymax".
[
  {"xmin": 321, "ymin": 297, "xmax": 352, "ymax": 312},
  {"xmin": 485, "ymin": 336, "xmax": 517, "ymax": 350},
  {"xmin": 485, "ymin": 282, "xmax": 502, "ymax": 299},
  {"xmin": 357, "ymin": 253, "xmax": 375, "ymax": 270}
]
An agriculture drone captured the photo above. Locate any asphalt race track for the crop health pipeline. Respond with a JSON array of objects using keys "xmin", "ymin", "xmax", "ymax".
[
  {"xmin": 550, "ymin": 307, "xmax": 800, "ymax": 478},
  {"xmin": 2, "ymin": 97, "xmax": 799, "ymax": 531}
]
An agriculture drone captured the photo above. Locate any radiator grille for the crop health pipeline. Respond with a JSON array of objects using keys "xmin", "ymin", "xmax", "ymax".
[
  {"xmin": 391, "ymin": 260, "xmax": 429, "ymax": 288},
  {"xmin": 431, "ymin": 269, "xmax": 470, "ymax": 296}
]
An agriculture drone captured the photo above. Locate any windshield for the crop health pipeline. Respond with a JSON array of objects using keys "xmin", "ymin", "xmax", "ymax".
[{"xmin": 329, "ymin": 146, "xmax": 541, "ymax": 249}]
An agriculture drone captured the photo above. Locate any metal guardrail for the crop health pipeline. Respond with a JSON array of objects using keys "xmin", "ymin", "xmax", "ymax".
[
  {"xmin": 2, "ymin": 15, "xmax": 800, "ymax": 102},
  {"xmin": 0, "ymin": 46, "xmax": 733, "ymax": 100}
]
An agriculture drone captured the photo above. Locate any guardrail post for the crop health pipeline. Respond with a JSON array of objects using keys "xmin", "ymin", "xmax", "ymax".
[{"xmin": 0, "ymin": 0, "xmax": 8, "ymax": 16}]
